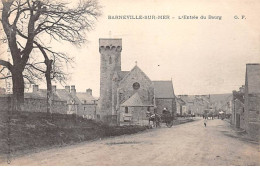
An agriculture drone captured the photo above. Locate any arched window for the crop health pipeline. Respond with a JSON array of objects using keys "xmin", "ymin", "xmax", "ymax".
[{"xmin": 109, "ymin": 56, "xmax": 112, "ymax": 64}]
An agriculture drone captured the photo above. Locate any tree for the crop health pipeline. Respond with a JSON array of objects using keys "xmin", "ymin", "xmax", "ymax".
[
  {"xmin": 26, "ymin": 42, "xmax": 72, "ymax": 114},
  {"xmin": 0, "ymin": 0, "xmax": 101, "ymax": 111}
]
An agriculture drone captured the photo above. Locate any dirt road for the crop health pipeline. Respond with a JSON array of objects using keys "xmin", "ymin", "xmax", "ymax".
[{"xmin": 2, "ymin": 118, "xmax": 260, "ymax": 165}]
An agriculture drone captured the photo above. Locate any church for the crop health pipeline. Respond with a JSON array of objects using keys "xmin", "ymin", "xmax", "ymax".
[{"xmin": 97, "ymin": 38, "xmax": 176, "ymax": 125}]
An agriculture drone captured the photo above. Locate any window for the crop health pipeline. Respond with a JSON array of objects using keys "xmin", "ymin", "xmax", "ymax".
[
  {"xmin": 133, "ymin": 82, "xmax": 140, "ymax": 90},
  {"xmin": 97, "ymin": 114, "xmax": 100, "ymax": 119},
  {"xmin": 109, "ymin": 56, "xmax": 112, "ymax": 64},
  {"xmin": 147, "ymin": 107, "xmax": 150, "ymax": 111},
  {"xmin": 125, "ymin": 107, "xmax": 128, "ymax": 113}
]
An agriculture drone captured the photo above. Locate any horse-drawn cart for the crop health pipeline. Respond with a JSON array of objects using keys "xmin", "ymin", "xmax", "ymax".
[
  {"xmin": 160, "ymin": 111, "xmax": 174, "ymax": 128},
  {"xmin": 147, "ymin": 110, "xmax": 174, "ymax": 128}
]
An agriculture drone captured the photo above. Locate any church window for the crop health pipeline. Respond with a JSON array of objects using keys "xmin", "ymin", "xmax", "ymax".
[
  {"xmin": 125, "ymin": 107, "xmax": 128, "ymax": 113},
  {"xmin": 133, "ymin": 82, "xmax": 140, "ymax": 90},
  {"xmin": 109, "ymin": 56, "xmax": 112, "ymax": 64}
]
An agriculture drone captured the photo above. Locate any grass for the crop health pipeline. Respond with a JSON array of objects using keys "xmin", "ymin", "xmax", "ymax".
[{"xmin": 0, "ymin": 111, "xmax": 147, "ymax": 159}]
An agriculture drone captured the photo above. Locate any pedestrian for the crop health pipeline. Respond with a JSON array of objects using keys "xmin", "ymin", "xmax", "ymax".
[{"xmin": 204, "ymin": 118, "xmax": 207, "ymax": 127}]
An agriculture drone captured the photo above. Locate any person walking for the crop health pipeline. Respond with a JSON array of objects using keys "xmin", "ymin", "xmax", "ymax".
[{"xmin": 204, "ymin": 118, "xmax": 207, "ymax": 127}]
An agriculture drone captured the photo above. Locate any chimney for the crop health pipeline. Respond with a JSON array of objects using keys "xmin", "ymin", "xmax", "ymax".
[
  {"xmin": 52, "ymin": 85, "xmax": 56, "ymax": 92},
  {"xmin": 71, "ymin": 85, "xmax": 76, "ymax": 95},
  {"xmin": 65, "ymin": 86, "xmax": 70, "ymax": 93},
  {"xmin": 86, "ymin": 88, "xmax": 92, "ymax": 96},
  {"xmin": 239, "ymin": 85, "xmax": 245, "ymax": 93},
  {"xmin": 33, "ymin": 85, "xmax": 39, "ymax": 93}
]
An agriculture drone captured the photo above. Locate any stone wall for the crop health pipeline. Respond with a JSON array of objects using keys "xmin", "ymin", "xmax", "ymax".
[
  {"xmin": 0, "ymin": 96, "xmax": 67, "ymax": 114},
  {"xmin": 119, "ymin": 106, "xmax": 150, "ymax": 126},
  {"xmin": 247, "ymin": 94, "xmax": 260, "ymax": 140}
]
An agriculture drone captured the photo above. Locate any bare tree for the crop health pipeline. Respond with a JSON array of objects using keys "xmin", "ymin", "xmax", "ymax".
[
  {"xmin": 0, "ymin": 0, "xmax": 101, "ymax": 111},
  {"xmin": 26, "ymin": 42, "xmax": 72, "ymax": 114}
]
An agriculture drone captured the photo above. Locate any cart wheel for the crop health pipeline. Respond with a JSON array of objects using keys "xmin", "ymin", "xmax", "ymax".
[{"xmin": 166, "ymin": 121, "xmax": 173, "ymax": 128}]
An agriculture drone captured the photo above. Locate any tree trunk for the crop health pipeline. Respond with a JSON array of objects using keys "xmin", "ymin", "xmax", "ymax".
[
  {"xmin": 11, "ymin": 69, "xmax": 24, "ymax": 112},
  {"xmin": 45, "ymin": 60, "xmax": 53, "ymax": 114}
]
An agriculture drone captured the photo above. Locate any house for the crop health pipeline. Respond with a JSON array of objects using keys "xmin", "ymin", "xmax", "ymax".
[
  {"xmin": 75, "ymin": 88, "xmax": 98, "ymax": 119},
  {"xmin": 177, "ymin": 95, "xmax": 195, "ymax": 115},
  {"xmin": 28, "ymin": 85, "xmax": 98, "ymax": 118},
  {"xmin": 97, "ymin": 38, "xmax": 176, "ymax": 125},
  {"xmin": 176, "ymin": 97, "xmax": 186, "ymax": 116}
]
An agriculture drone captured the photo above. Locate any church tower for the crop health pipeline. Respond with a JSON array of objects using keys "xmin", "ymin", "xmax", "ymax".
[{"xmin": 98, "ymin": 39, "xmax": 122, "ymax": 121}]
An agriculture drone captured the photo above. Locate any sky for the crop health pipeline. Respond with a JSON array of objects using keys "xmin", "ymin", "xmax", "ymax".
[{"xmin": 1, "ymin": 0, "xmax": 260, "ymax": 96}]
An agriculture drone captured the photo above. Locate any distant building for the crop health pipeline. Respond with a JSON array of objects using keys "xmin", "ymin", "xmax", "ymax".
[
  {"xmin": 27, "ymin": 85, "xmax": 98, "ymax": 118},
  {"xmin": 176, "ymin": 97, "xmax": 186, "ymax": 116},
  {"xmin": 177, "ymin": 95, "xmax": 210, "ymax": 116}
]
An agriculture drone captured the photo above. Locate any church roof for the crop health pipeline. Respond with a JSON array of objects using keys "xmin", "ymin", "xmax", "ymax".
[
  {"xmin": 121, "ymin": 92, "xmax": 153, "ymax": 107},
  {"xmin": 118, "ymin": 71, "xmax": 130, "ymax": 80},
  {"xmin": 246, "ymin": 63, "xmax": 260, "ymax": 94},
  {"xmin": 153, "ymin": 81, "xmax": 175, "ymax": 99},
  {"xmin": 119, "ymin": 65, "xmax": 152, "ymax": 85}
]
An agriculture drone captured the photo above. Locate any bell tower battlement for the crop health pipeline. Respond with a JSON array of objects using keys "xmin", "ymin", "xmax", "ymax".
[{"xmin": 98, "ymin": 38, "xmax": 122, "ymax": 120}]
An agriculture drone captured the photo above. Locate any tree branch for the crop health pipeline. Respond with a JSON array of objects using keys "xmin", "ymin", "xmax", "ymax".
[{"xmin": 0, "ymin": 59, "xmax": 13, "ymax": 71}]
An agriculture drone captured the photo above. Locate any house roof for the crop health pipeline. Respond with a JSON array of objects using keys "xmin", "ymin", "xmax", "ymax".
[
  {"xmin": 24, "ymin": 89, "xmax": 62, "ymax": 101},
  {"xmin": 153, "ymin": 81, "xmax": 175, "ymax": 99},
  {"xmin": 55, "ymin": 89, "xmax": 75, "ymax": 102},
  {"xmin": 246, "ymin": 64, "xmax": 260, "ymax": 94},
  {"xmin": 121, "ymin": 92, "xmax": 153, "ymax": 107},
  {"xmin": 176, "ymin": 98, "xmax": 186, "ymax": 105},
  {"xmin": 76, "ymin": 92, "xmax": 97, "ymax": 104},
  {"xmin": 176, "ymin": 98, "xmax": 185, "ymax": 105},
  {"xmin": 178, "ymin": 96, "xmax": 194, "ymax": 103}
]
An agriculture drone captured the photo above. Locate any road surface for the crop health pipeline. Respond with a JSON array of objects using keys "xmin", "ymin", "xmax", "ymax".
[{"xmin": 2, "ymin": 118, "xmax": 260, "ymax": 165}]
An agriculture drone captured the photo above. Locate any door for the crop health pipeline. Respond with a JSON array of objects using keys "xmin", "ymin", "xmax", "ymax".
[{"xmin": 236, "ymin": 114, "xmax": 240, "ymax": 128}]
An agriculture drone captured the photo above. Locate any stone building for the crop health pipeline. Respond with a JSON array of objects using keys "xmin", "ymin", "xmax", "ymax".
[
  {"xmin": 244, "ymin": 63, "xmax": 260, "ymax": 141},
  {"xmin": 0, "ymin": 85, "xmax": 67, "ymax": 114},
  {"xmin": 176, "ymin": 97, "xmax": 186, "ymax": 116},
  {"xmin": 24, "ymin": 85, "xmax": 98, "ymax": 117},
  {"xmin": 75, "ymin": 88, "xmax": 98, "ymax": 119},
  {"xmin": 231, "ymin": 88, "xmax": 245, "ymax": 128},
  {"xmin": 97, "ymin": 38, "xmax": 176, "ymax": 125}
]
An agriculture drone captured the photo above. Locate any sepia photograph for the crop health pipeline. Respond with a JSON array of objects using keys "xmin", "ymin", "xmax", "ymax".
[{"xmin": 0, "ymin": 0, "xmax": 259, "ymax": 166}]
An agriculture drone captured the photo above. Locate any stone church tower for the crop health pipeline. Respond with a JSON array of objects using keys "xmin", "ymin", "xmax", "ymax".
[{"xmin": 98, "ymin": 39, "xmax": 122, "ymax": 121}]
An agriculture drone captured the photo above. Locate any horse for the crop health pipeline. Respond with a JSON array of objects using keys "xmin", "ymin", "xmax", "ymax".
[{"xmin": 146, "ymin": 112, "xmax": 161, "ymax": 128}]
